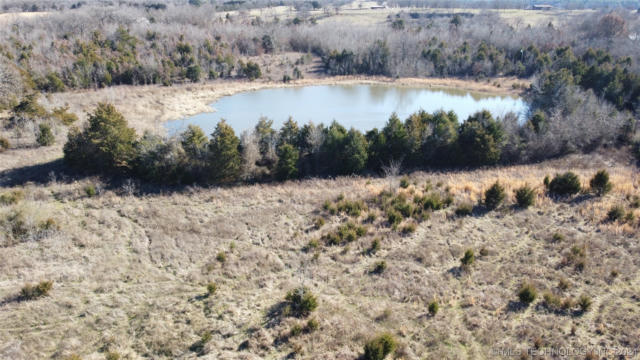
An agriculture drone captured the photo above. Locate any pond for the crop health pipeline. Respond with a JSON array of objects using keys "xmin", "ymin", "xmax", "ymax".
[{"xmin": 165, "ymin": 84, "xmax": 528, "ymax": 135}]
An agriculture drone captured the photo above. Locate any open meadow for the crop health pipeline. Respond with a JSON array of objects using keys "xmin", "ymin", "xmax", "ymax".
[
  {"xmin": 2, "ymin": 0, "xmax": 640, "ymax": 359},
  {"xmin": 1, "ymin": 150, "xmax": 640, "ymax": 359}
]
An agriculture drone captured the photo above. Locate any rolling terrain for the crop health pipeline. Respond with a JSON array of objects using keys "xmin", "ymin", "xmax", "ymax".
[{"xmin": 1, "ymin": 149, "xmax": 639, "ymax": 359}]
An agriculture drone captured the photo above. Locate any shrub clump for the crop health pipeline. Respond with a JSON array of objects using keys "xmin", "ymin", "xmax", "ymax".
[
  {"xmin": 336, "ymin": 199, "xmax": 366, "ymax": 217},
  {"xmin": 386, "ymin": 209, "xmax": 402, "ymax": 228},
  {"xmin": 577, "ymin": 294, "xmax": 592, "ymax": 312},
  {"xmin": 0, "ymin": 136, "xmax": 9, "ymax": 152},
  {"xmin": 305, "ymin": 318, "xmax": 319, "ymax": 332},
  {"xmin": 460, "ymin": 249, "xmax": 475, "ymax": 267},
  {"xmin": 303, "ymin": 239, "xmax": 319, "ymax": 252},
  {"xmin": 368, "ymin": 238, "xmax": 381, "ymax": 255},
  {"xmin": 371, "ymin": 260, "xmax": 387, "ymax": 274},
  {"xmin": 38, "ymin": 218, "xmax": 59, "ymax": 232},
  {"xmin": 363, "ymin": 333, "xmax": 397, "ymax": 360},
  {"xmin": 484, "ymin": 181, "xmax": 505, "ymax": 210},
  {"xmin": 551, "ymin": 232, "xmax": 564, "ymax": 243},
  {"xmin": 21, "ymin": 281, "xmax": 53, "ymax": 300},
  {"xmin": 323, "ymin": 221, "xmax": 366, "ymax": 245},
  {"xmin": 36, "ymin": 123, "xmax": 55, "ymax": 146},
  {"xmin": 84, "ymin": 184, "xmax": 97, "ymax": 197},
  {"xmin": 589, "ymin": 170, "xmax": 613, "ymax": 196},
  {"xmin": 399, "ymin": 176, "xmax": 410, "ymax": 188},
  {"xmin": 105, "ymin": 352, "xmax": 121, "ymax": 360},
  {"xmin": 428, "ymin": 301, "xmax": 439, "ymax": 316},
  {"xmin": 514, "ymin": 184, "xmax": 535, "ymax": 208},
  {"xmin": 607, "ymin": 205, "xmax": 625, "ymax": 222},
  {"xmin": 563, "ymin": 245, "xmax": 587, "ymax": 271},
  {"xmin": 630, "ymin": 195, "xmax": 640, "ymax": 209},
  {"xmin": 400, "ymin": 222, "xmax": 417, "ymax": 234},
  {"xmin": 518, "ymin": 282, "xmax": 537, "ymax": 305},
  {"xmin": 0, "ymin": 190, "xmax": 25, "ymax": 205},
  {"xmin": 546, "ymin": 172, "xmax": 581, "ymax": 197},
  {"xmin": 415, "ymin": 192, "xmax": 449, "ymax": 211},
  {"xmin": 289, "ymin": 324, "xmax": 303, "ymax": 337},
  {"xmin": 365, "ymin": 212, "xmax": 377, "ymax": 223},
  {"xmin": 51, "ymin": 106, "xmax": 78, "ymax": 125},
  {"xmin": 206, "ymin": 282, "xmax": 217, "ymax": 296},
  {"xmin": 285, "ymin": 287, "xmax": 318, "ymax": 318},
  {"xmin": 384, "ymin": 193, "xmax": 414, "ymax": 219},
  {"xmin": 378, "ymin": 192, "xmax": 416, "ymax": 224},
  {"xmin": 455, "ymin": 203, "xmax": 473, "ymax": 217},
  {"xmin": 323, "ymin": 200, "xmax": 337, "ymax": 215},
  {"xmin": 542, "ymin": 291, "xmax": 563, "ymax": 311}
]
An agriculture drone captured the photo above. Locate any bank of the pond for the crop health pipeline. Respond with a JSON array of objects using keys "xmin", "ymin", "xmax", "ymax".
[
  {"xmin": 167, "ymin": 83, "xmax": 528, "ymax": 135},
  {"xmin": 44, "ymin": 76, "xmax": 528, "ymax": 135}
]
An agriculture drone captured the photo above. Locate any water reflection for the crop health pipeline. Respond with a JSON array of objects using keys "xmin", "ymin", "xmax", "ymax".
[{"xmin": 166, "ymin": 84, "xmax": 528, "ymax": 135}]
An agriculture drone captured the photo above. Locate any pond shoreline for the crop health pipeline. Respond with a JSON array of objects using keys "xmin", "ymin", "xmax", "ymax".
[
  {"xmin": 44, "ymin": 76, "xmax": 527, "ymax": 135},
  {"xmin": 167, "ymin": 81, "xmax": 528, "ymax": 135}
]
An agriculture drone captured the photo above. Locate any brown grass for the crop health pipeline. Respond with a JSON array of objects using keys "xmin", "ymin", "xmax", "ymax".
[
  {"xmin": 316, "ymin": 5, "xmax": 598, "ymax": 27},
  {"xmin": 0, "ymin": 150, "xmax": 639, "ymax": 359}
]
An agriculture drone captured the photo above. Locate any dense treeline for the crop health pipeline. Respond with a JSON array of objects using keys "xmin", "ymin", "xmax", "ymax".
[
  {"xmin": 63, "ymin": 96, "xmax": 632, "ymax": 185},
  {"xmin": 0, "ymin": 0, "xmax": 349, "ymax": 13},
  {"xmin": 2, "ymin": 3, "xmax": 640, "ymax": 100},
  {"xmin": 324, "ymin": 37, "xmax": 640, "ymax": 115}
]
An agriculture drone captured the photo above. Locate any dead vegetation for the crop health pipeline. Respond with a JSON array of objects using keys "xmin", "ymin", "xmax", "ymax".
[{"xmin": 0, "ymin": 150, "xmax": 639, "ymax": 359}]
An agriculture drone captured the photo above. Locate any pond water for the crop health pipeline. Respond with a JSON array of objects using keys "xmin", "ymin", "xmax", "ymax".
[{"xmin": 165, "ymin": 84, "xmax": 528, "ymax": 135}]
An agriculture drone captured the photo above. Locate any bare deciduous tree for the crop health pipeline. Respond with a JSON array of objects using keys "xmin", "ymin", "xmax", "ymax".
[
  {"xmin": 0, "ymin": 61, "xmax": 22, "ymax": 105},
  {"xmin": 240, "ymin": 130, "xmax": 261, "ymax": 181},
  {"xmin": 381, "ymin": 159, "xmax": 402, "ymax": 192}
]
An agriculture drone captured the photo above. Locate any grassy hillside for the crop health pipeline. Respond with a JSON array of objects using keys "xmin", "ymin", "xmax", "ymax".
[{"xmin": 1, "ymin": 150, "xmax": 639, "ymax": 359}]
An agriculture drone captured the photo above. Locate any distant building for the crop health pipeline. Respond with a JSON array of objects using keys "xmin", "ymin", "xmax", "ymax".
[{"xmin": 532, "ymin": 4, "xmax": 553, "ymax": 10}]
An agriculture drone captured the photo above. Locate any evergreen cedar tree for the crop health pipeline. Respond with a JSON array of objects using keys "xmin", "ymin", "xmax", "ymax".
[
  {"xmin": 62, "ymin": 104, "xmax": 506, "ymax": 184},
  {"xmin": 60, "ymin": 101, "xmax": 629, "ymax": 189},
  {"xmin": 208, "ymin": 120, "xmax": 241, "ymax": 184},
  {"xmin": 64, "ymin": 102, "xmax": 137, "ymax": 173},
  {"xmin": 276, "ymin": 143, "xmax": 299, "ymax": 180}
]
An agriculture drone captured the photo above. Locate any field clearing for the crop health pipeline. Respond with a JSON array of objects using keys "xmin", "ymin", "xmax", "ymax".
[
  {"xmin": 0, "ymin": 150, "xmax": 639, "ymax": 359},
  {"xmin": 0, "ymin": 11, "xmax": 49, "ymax": 25},
  {"xmin": 315, "ymin": 6, "xmax": 598, "ymax": 27},
  {"xmin": 0, "ymin": 4, "xmax": 604, "ymax": 30}
]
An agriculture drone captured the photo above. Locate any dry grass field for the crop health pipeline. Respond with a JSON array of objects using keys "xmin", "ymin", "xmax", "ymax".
[
  {"xmin": 0, "ymin": 3, "xmax": 596, "ymax": 28},
  {"xmin": 1, "ymin": 146, "xmax": 639, "ymax": 359},
  {"xmin": 313, "ymin": 3, "xmax": 598, "ymax": 27},
  {"xmin": 0, "ymin": 11, "xmax": 49, "ymax": 25}
]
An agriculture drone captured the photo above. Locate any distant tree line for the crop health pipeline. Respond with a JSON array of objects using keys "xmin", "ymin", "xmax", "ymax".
[
  {"xmin": 9, "ymin": 26, "xmax": 262, "ymax": 90},
  {"xmin": 325, "ymin": 42, "xmax": 640, "ymax": 115},
  {"xmin": 2, "ymin": 4, "xmax": 640, "ymax": 101},
  {"xmin": 0, "ymin": 0, "xmax": 348, "ymax": 13}
]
